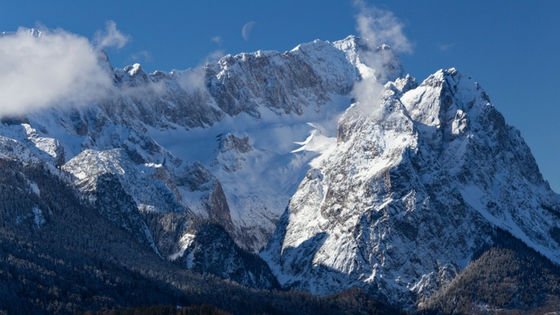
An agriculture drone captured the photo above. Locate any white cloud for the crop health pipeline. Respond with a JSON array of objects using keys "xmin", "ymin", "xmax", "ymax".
[
  {"xmin": 354, "ymin": 0, "xmax": 412, "ymax": 54},
  {"xmin": 349, "ymin": 1, "xmax": 412, "ymax": 115},
  {"xmin": 438, "ymin": 43, "xmax": 454, "ymax": 51},
  {"xmin": 205, "ymin": 50, "xmax": 225, "ymax": 63},
  {"xmin": 175, "ymin": 50, "xmax": 225, "ymax": 93},
  {"xmin": 130, "ymin": 50, "xmax": 152, "ymax": 62},
  {"xmin": 94, "ymin": 20, "xmax": 130, "ymax": 49},
  {"xmin": 175, "ymin": 67, "xmax": 207, "ymax": 93},
  {"xmin": 211, "ymin": 36, "xmax": 223, "ymax": 45},
  {"xmin": 0, "ymin": 25, "xmax": 126, "ymax": 116}
]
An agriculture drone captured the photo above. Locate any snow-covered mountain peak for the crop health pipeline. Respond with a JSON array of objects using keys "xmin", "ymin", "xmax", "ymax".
[
  {"xmin": 388, "ymin": 74, "xmax": 418, "ymax": 96},
  {"xmin": 116, "ymin": 63, "xmax": 151, "ymax": 86},
  {"xmin": 290, "ymin": 38, "xmax": 336, "ymax": 54},
  {"xmin": 1, "ymin": 28, "xmax": 43, "ymax": 37},
  {"xmin": 126, "ymin": 63, "xmax": 143, "ymax": 76},
  {"xmin": 333, "ymin": 35, "xmax": 404, "ymax": 84},
  {"xmin": 401, "ymin": 68, "xmax": 487, "ymax": 129},
  {"xmin": 263, "ymin": 62, "xmax": 560, "ymax": 308},
  {"xmin": 27, "ymin": 28, "xmax": 42, "ymax": 37},
  {"xmin": 0, "ymin": 28, "xmax": 41, "ymax": 40},
  {"xmin": 332, "ymin": 35, "xmax": 369, "ymax": 54}
]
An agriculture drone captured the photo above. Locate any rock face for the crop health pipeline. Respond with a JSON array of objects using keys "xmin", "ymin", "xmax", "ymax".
[
  {"xmin": 212, "ymin": 133, "xmax": 253, "ymax": 172},
  {"xmin": 261, "ymin": 68, "xmax": 560, "ymax": 309},
  {"xmin": 175, "ymin": 222, "xmax": 280, "ymax": 290}
]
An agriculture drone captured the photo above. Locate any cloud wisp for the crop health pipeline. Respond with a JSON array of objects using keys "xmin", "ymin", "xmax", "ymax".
[
  {"xmin": 350, "ymin": 1, "xmax": 412, "ymax": 116},
  {"xmin": 438, "ymin": 43, "xmax": 454, "ymax": 51},
  {"xmin": 130, "ymin": 50, "xmax": 152, "ymax": 63},
  {"xmin": 205, "ymin": 50, "xmax": 225, "ymax": 63},
  {"xmin": 354, "ymin": 0, "xmax": 412, "ymax": 54},
  {"xmin": 0, "ymin": 22, "xmax": 129, "ymax": 117},
  {"xmin": 211, "ymin": 36, "xmax": 223, "ymax": 45},
  {"xmin": 93, "ymin": 20, "xmax": 130, "ymax": 49},
  {"xmin": 174, "ymin": 49, "xmax": 225, "ymax": 94}
]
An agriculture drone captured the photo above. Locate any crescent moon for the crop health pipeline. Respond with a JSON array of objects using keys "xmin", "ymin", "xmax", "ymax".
[{"xmin": 242, "ymin": 21, "xmax": 256, "ymax": 41}]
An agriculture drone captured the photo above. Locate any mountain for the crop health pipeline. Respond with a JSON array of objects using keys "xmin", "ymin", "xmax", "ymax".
[
  {"xmin": 0, "ymin": 36, "xmax": 368, "ymax": 256},
  {"xmin": 261, "ymin": 67, "xmax": 560, "ymax": 309},
  {"xmin": 2, "ymin": 32, "xmax": 560, "ymax": 314}
]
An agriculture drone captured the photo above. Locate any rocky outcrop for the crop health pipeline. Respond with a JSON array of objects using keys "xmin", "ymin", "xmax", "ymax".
[
  {"xmin": 177, "ymin": 222, "xmax": 280, "ymax": 290},
  {"xmin": 212, "ymin": 134, "xmax": 253, "ymax": 172}
]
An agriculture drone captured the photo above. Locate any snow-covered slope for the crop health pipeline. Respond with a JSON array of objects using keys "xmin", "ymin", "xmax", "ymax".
[{"xmin": 261, "ymin": 68, "xmax": 560, "ymax": 308}]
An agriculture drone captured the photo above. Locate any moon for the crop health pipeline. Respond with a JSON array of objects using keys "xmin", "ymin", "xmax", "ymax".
[{"xmin": 242, "ymin": 21, "xmax": 257, "ymax": 41}]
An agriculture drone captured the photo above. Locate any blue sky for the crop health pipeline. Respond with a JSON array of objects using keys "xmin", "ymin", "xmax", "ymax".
[{"xmin": 1, "ymin": 0, "xmax": 560, "ymax": 192}]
